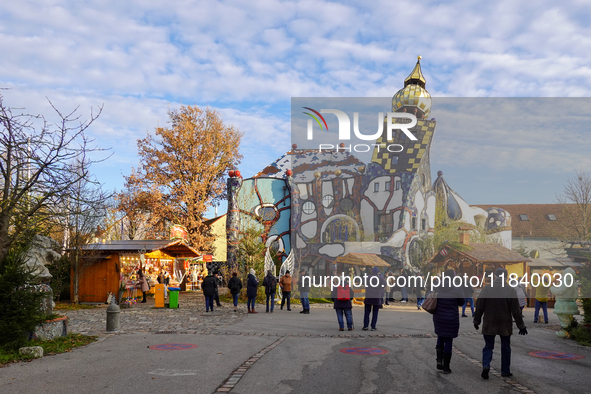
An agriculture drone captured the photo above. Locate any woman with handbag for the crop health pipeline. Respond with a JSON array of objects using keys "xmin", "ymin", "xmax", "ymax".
[{"xmin": 432, "ymin": 268, "xmax": 465, "ymax": 374}]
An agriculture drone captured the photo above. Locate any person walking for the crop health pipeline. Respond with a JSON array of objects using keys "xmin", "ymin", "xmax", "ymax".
[
  {"xmin": 201, "ymin": 271, "xmax": 217, "ymax": 312},
  {"xmin": 227, "ymin": 272, "xmax": 243, "ymax": 312},
  {"xmin": 415, "ymin": 279, "xmax": 425, "ymax": 310},
  {"xmin": 298, "ymin": 268, "xmax": 310, "ymax": 314},
  {"xmin": 363, "ymin": 267, "xmax": 385, "ymax": 331},
  {"xmin": 263, "ymin": 270, "xmax": 278, "ymax": 313},
  {"xmin": 137, "ymin": 269, "xmax": 150, "ymax": 303},
  {"xmin": 474, "ymin": 267, "xmax": 528, "ymax": 379},
  {"xmin": 331, "ymin": 279, "xmax": 355, "ymax": 331},
  {"xmin": 462, "ymin": 281, "xmax": 475, "ymax": 317},
  {"xmin": 378, "ymin": 271, "xmax": 386, "ymax": 309},
  {"xmin": 432, "ymin": 268, "xmax": 465, "ymax": 374},
  {"xmin": 279, "ymin": 270, "xmax": 292, "ymax": 310},
  {"xmin": 533, "ymin": 280, "xmax": 550, "ymax": 324},
  {"xmin": 384, "ymin": 271, "xmax": 393, "ymax": 305},
  {"xmin": 163, "ymin": 270, "xmax": 170, "ymax": 299},
  {"xmin": 247, "ymin": 268, "xmax": 259, "ymax": 313},
  {"xmin": 214, "ymin": 272, "xmax": 223, "ymax": 307},
  {"xmin": 400, "ymin": 269, "xmax": 408, "ymax": 302}
]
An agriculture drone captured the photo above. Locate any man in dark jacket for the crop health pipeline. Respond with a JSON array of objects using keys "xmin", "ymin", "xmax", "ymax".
[
  {"xmin": 363, "ymin": 267, "xmax": 385, "ymax": 331},
  {"xmin": 262, "ymin": 270, "xmax": 278, "ymax": 313},
  {"xmin": 474, "ymin": 267, "xmax": 528, "ymax": 379},
  {"xmin": 201, "ymin": 272, "xmax": 218, "ymax": 312},
  {"xmin": 298, "ymin": 268, "xmax": 310, "ymax": 314},
  {"xmin": 247, "ymin": 268, "xmax": 259, "ymax": 313},
  {"xmin": 227, "ymin": 272, "xmax": 243, "ymax": 312}
]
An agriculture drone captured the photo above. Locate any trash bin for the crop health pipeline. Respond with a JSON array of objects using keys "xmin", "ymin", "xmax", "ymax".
[
  {"xmin": 155, "ymin": 284, "xmax": 165, "ymax": 308},
  {"xmin": 168, "ymin": 287, "xmax": 181, "ymax": 308}
]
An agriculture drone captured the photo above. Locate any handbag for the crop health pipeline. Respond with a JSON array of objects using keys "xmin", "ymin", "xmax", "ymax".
[{"xmin": 422, "ymin": 291, "xmax": 438, "ymax": 314}]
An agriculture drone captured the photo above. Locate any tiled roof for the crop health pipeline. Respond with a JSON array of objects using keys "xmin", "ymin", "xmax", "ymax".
[
  {"xmin": 474, "ymin": 204, "xmax": 565, "ymax": 238},
  {"xmin": 462, "ymin": 243, "xmax": 530, "ymax": 263}
]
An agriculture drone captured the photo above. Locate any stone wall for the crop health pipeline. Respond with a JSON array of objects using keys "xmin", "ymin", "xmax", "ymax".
[{"xmin": 31, "ymin": 316, "xmax": 68, "ymax": 340}]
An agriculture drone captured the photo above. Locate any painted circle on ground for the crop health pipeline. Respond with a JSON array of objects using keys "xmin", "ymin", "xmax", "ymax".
[
  {"xmin": 528, "ymin": 351, "xmax": 584, "ymax": 360},
  {"xmin": 340, "ymin": 347, "xmax": 388, "ymax": 355},
  {"xmin": 149, "ymin": 343, "xmax": 199, "ymax": 351}
]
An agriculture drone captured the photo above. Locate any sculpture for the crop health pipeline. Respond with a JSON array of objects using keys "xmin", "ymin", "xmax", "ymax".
[{"xmin": 550, "ymin": 267, "xmax": 580, "ymax": 338}]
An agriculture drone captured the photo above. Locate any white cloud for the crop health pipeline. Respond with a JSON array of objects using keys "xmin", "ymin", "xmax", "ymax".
[{"xmin": 1, "ymin": 0, "xmax": 591, "ymax": 202}]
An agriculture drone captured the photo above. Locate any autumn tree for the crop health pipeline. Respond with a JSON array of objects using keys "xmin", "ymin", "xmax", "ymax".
[
  {"xmin": 119, "ymin": 105, "xmax": 243, "ymax": 251},
  {"xmin": 0, "ymin": 92, "xmax": 106, "ymax": 266}
]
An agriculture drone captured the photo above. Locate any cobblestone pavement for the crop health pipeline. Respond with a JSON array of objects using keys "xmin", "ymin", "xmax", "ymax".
[
  {"xmin": 61, "ymin": 292, "xmax": 246, "ymax": 336},
  {"xmin": 62, "ymin": 292, "xmax": 562, "ymax": 339}
]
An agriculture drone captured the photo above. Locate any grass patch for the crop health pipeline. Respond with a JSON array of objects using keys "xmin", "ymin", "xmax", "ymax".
[
  {"xmin": 567, "ymin": 320, "xmax": 591, "ymax": 346},
  {"xmin": 54, "ymin": 302, "xmax": 97, "ymax": 311},
  {"xmin": 0, "ymin": 334, "xmax": 97, "ymax": 366}
]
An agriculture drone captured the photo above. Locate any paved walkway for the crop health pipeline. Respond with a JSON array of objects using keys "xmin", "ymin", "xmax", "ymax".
[{"xmin": 3, "ymin": 294, "xmax": 587, "ymax": 394}]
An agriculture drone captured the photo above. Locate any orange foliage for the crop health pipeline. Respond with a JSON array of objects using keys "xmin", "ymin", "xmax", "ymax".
[{"xmin": 119, "ymin": 106, "xmax": 243, "ymax": 252}]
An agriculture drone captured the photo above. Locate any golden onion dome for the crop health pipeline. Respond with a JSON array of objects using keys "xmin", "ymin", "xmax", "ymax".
[{"xmin": 392, "ymin": 56, "xmax": 431, "ymax": 119}]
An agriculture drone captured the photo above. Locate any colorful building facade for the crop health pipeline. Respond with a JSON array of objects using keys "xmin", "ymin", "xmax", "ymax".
[{"xmin": 226, "ymin": 58, "xmax": 512, "ymax": 277}]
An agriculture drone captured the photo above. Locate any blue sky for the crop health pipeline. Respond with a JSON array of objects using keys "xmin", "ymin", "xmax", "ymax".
[{"xmin": 1, "ymin": 0, "xmax": 590, "ymax": 216}]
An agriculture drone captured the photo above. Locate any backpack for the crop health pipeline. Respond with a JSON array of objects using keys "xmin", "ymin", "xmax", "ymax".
[
  {"xmin": 229, "ymin": 277, "xmax": 240, "ymax": 292},
  {"xmin": 266, "ymin": 276, "xmax": 277, "ymax": 293},
  {"xmin": 337, "ymin": 285, "xmax": 351, "ymax": 301}
]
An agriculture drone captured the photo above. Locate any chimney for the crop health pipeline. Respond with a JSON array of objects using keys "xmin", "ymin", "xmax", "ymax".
[
  {"xmin": 458, "ymin": 226, "xmax": 471, "ymax": 245},
  {"xmin": 215, "ymin": 206, "xmax": 218, "ymax": 217}
]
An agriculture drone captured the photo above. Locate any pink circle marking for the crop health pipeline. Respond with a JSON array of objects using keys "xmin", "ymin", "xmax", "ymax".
[{"xmin": 149, "ymin": 343, "xmax": 199, "ymax": 351}]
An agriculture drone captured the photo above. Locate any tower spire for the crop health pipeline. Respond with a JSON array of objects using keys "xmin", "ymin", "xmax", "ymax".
[{"xmin": 404, "ymin": 56, "xmax": 426, "ymax": 88}]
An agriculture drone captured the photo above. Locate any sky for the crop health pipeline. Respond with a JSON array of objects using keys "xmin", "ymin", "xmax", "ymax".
[{"xmin": 1, "ymin": 0, "xmax": 591, "ymax": 217}]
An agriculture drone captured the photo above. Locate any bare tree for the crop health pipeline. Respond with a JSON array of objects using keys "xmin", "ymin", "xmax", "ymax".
[
  {"xmin": 556, "ymin": 170, "xmax": 591, "ymax": 242},
  {"xmin": 0, "ymin": 91, "xmax": 108, "ymax": 267},
  {"xmin": 63, "ymin": 165, "xmax": 113, "ymax": 303}
]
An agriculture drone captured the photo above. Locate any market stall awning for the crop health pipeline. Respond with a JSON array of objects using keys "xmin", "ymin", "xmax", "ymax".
[{"xmin": 335, "ymin": 253, "xmax": 390, "ymax": 267}]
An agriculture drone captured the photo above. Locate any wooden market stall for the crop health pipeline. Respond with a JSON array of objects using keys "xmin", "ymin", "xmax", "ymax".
[
  {"xmin": 71, "ymin": 239, "xmax": 200, "ymax": 303},
  {"xmin": 428, "ymin": 237, "xmax": 531, "ymax": 298},
  {"xmin": 524, "ymin": 257, "xmax": 583, "ymax": 307}
]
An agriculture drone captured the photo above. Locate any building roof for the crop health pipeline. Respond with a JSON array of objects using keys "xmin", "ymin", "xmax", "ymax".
[
  {"xmin": 80, "ymin": 239, "xmax": 200, "ymax": 258},
  {"xmin": 429, "ymin": 242, "xmax": 530, "ymax": 265},
  {"xmin": 335, "ymin": 253, "xmax": 391, "ymax": 267},
  {"xmin": 462, "ymin": 243, "xmax": 531, "ymax": 263},
  {"xmin": 474, "ymin": 204, "xmax": 565, "ymax": 238},
  {"xmin": 204, "ymin": 214, "xmax": 226, "ymax": 226}
]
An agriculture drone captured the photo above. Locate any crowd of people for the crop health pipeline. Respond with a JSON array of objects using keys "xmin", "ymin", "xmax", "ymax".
[{"xmin": 218, "ymin": 266, "xmax": 537, "ymax": 379}]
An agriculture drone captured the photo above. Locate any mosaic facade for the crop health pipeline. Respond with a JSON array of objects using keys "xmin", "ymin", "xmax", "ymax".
[{"xmin": 227, "ymin": 58, "xmax": 512, "ymax": 275}]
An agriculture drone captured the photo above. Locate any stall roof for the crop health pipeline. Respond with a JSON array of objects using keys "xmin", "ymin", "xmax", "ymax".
[
  {"xmin": 79, "ymin": 239, "xmax": 200, "ymax": 258},
  {"xmin": 335, "ymin": 253, "xmax": 391, "ymax": 267},
  {"xmin": 428, "ymin": 243, "xmax": 530, "ymax": 266},
  {"xmin": 527, "ymin": 257, "xmax": 583, "ymax": 268}
]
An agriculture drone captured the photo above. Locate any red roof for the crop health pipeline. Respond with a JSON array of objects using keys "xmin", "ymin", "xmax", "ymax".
[{"xmin": 474, "ymin": 204, "xmax": 565, "ymax": 238}]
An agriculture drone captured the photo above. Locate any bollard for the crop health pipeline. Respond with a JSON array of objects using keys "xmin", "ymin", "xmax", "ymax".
[{"xmin": 106, "ymin": 303, "xmax": 121, "ymax": 331}]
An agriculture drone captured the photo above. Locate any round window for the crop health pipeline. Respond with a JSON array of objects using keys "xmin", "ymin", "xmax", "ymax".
[
  {"xmin": 322, "ymin": 195, "xmax": 334, "ymax": 208},
  {"xmin": 258, "ymin": 206, "xmax": 277, "ymax": 221},
  {"xmin": 302, "ymin": 201, "xmax": 316, "ymax": 215},
  {"xmin": 339, "ymin": 198, "xmax": 354, "ymax": 213}
]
